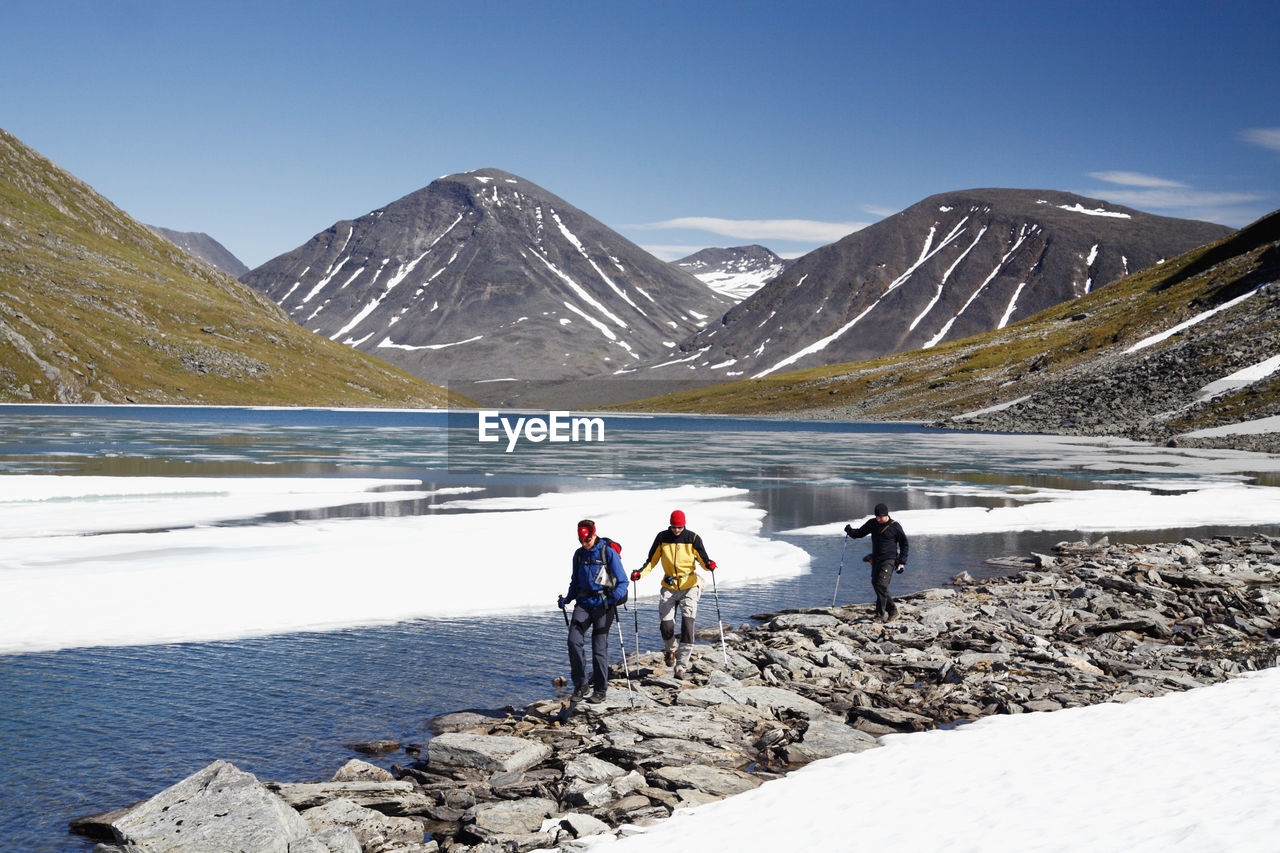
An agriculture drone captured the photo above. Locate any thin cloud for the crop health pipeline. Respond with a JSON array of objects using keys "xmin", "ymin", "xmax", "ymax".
[
  {"xmin": 1240, "ymin": 127, "xmax": 1280, "ymax": 153},
  {"xmin": 1088, "ymin": 171, "xmax": 1188, "ymax": 188},
  {"xmin": 635, "ymin": 217, "xmax": 867, "ymax": 243},
  {"xmin": 1086, "ymin": 188, "xmax": 1264, "ymax": 209}
]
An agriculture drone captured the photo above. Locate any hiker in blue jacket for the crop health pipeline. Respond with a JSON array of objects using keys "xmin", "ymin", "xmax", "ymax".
[{"xmin": 558, "ymin": 519, "xmax": 629, "ymax": 703}]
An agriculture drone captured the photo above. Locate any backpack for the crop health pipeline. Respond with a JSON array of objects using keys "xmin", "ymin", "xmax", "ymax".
[{"xmin": 591, "ymin": 537, "xmax": 626, "ymax": 606}]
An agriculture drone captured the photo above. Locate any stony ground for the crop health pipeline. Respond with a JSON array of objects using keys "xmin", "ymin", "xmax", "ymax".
[{"xmin": 82, "ymin": 535, "xmax": 1280, "ymax": 853}]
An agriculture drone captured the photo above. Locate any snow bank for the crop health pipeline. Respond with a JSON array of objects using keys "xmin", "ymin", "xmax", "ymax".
[
  {"xmin": 0, "ymin": 478, "xmax": 807, "ymax": 654},
  {"xmin": 586, "ymin": 667, "xmax": 1280, "ymax": 852},
  {"xmin": 783, "ymin": 483, "xmax": 1280, "ymax": 536}
]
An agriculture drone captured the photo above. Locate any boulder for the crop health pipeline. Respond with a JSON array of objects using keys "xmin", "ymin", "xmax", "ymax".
[
  {"xmin": 650, "ymin": 765, "xmax": 762, "ymax": 797},
  {"xmin": 782, "ymin": 715, "xmax": 879, "ymax": 764},
  {"xmin": 427, "ymin": 732, "xmax": 552, "ymax": 774},
  {"xmin": 302, "ymin": 797, "xmax": 424, "ymax": 847},
  {"xmin": 600, "ymin": 706, "xmax": 739, "ymax": 743},
  {"xmin": 544, "ymin": 811, "xmax": 611, "ymax": 839},
  {"xmin": 465, "ymin": 796, "xmax": 558, "ymax": 835},
  {"xmin": 110, "ymin": 760, "xmax": 313, "ymax": 853},
  {"xmin": 331, "ymin": 758, "xmax": 394, "ymax": 782},
  {"xmin": 563, "ymin": 754, "xmax": 627, "ymax": 783}
]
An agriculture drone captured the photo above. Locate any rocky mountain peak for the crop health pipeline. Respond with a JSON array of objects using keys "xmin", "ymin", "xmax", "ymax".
[
  {"xmin": 674, "ymin": 245, "xmax": 791, "ymax": 302},
  {"xmin": 642, "ymin": 189, "xmax": 1232, "ymax": 380},
  {"xmin": 242, "ymin": 169, "xmax": 728, "ymax": 392}
]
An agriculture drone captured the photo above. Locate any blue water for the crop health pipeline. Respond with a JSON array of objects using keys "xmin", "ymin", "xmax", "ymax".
[{"xmin": 1, "ymin": 405, "xmax": 1276, "ymax": 851}]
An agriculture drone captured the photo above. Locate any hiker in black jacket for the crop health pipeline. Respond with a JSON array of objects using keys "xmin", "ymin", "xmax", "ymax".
[{"xmin": 845, "ymin": 502, "xmax": 908, "ymax": 621}]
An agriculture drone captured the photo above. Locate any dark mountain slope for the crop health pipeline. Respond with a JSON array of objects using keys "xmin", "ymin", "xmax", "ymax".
[
  {"xmin": 616, "ymin": 209, "xmax": 1280, "ymax": 453},
  {"xmin": 241, "ymin": 169, "xmax": 728, "ymax": 386},
  {"xmin": 647, "ymin": 189, "xmax": 1231, "ymax": 381}
]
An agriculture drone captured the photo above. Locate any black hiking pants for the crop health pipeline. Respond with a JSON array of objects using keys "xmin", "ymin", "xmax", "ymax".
[
  {"xmin": 872, "ymin": 560, "xmax": 897, "ymax": 618},
  {"xmin": 568, "ymin": 602, "xmax": 614, "ymax": 693}
]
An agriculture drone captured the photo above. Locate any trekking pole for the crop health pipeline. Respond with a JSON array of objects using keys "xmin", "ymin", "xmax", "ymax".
[
  {"xmin": 832, "ymin": 533, "xmax": 849, "ymax": 607},
  {"xmin": 613, "ymin": 604, "xmax": 635, "ymax": 708},
  {"xmin": 560, "ymin": 600, "xmax": 569, "ymax": 627},
  {"xmin": 710, "ymin": 569, "xmax": 729, "ymax": 667},
  {"xmin": 632, "ymin": 575, "xmax": 640, "ymax": 655}
]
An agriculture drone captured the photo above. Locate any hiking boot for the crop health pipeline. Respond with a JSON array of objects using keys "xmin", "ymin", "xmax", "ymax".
[
  {"xmin": 663, "ymin": 649, "xmax": 676, "ymax": 667},
  {"xmin": 674, "ymin": 664, "xmax": 687, "ymax": 679},
  {"xmin": 571, "ymin": 684, "xmax": 591, "ymax": 701},
  {"xmin": 587, "ymin": 691, "xmax": 607, "ymax": 704}
]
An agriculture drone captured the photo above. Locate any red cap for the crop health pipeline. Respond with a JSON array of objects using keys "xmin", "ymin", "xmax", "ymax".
[
  {"xmin": 669, "ymin": 510, "xmax": 686, "ymax": 527},
  {"xmin": 577, "ymin": 519, "xmax": 595, "ymax": 542}
]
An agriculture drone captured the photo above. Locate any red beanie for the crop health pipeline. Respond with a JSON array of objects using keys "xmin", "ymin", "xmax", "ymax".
[{"xmin": 670, "ymin": 510, "xmax": 686, "ymax": 526}]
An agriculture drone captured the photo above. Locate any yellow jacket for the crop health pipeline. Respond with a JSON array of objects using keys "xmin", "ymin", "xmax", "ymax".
[{"xmin": 635, "ymin": 527, "xmax": 713, "ymax": 591}]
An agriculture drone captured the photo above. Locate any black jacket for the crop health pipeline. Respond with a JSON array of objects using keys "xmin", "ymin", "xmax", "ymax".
[{"xmin": 848, "ymin": 517, "xmax": 908, "ymax": 566}]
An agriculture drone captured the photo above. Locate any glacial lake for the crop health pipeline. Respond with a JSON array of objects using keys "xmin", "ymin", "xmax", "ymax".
[{"xmin": 1, "ymin": 404, "xmax": 1277, "ymax": 851}]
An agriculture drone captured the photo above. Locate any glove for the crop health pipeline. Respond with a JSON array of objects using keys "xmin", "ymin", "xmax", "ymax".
[
  {"xmin": 557, "ymin": 595, "xmax": 566, "ymax": 609},
  {"xmin": 707, "ymin": 561, "xmax": 716, "ymax": 572},
  {"xmin": 630, "ymin": 570, "xmax": 641, "ymax": 581},
  {"xmin": 844, "ymin": 524, "xmax": 855, "ymax": 537},
  {"xmin": 862, "ymin": 554, "xmax": 873, "ymax": 563},
  {"xmin": 896, "ymin": 564, "xmax": 905, "ymax": 574}
]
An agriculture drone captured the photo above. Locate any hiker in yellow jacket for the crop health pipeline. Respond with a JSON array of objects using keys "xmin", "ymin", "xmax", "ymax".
[{"xmin": 630, "ymin": 509, "xmax": 716, "ymax": 678}]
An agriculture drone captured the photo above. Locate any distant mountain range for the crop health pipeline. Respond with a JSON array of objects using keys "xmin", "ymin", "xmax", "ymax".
[
  {"xmin": 673, "ymin": 245, "xmax": 791, "ymax": 301},
  {"xmin": 241, "ymin": 169, "xmax": 728, "ymax": 395},
  {"xmin": 146, "ymin": 226, "xmax": 249, "ymax": 277},
  {"xmin": 622, "ymin": 208, "xmax": 1280, "ymax": 452},
  {"xmin": 642, "ymin": 189, "xmax": 1232, "ymax": 380},
  {"xmin": 0, "ymin": 127, "xmax": 457, "ymax": 408}
]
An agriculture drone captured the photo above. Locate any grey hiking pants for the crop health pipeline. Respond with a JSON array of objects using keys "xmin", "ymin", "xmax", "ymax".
[
  {"xmin": 658, "ymin": 584, "xmax": 701, "ymax": 667},
  {"xmin": 568, "ymin": 602, "xmax": 614, "ymax": 694}
]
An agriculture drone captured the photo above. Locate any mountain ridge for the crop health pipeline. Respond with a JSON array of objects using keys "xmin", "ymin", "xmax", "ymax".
[
  {"xmin": 673, "ymin": 244, "xmax": 790, "ymax": 302},
  {"xmin": 642, "ymin": 189, "xmax": 1232, "ymax": 381},
  {"xmin": 0, "ymin": 127, "xmax": 460, "ymax": 407},
  {"xmin": 241, "ymin": 168, "xmax": 728, "ymax": 396},
  {"xmin": 147, "ymin": 226, "xmax": 249, "ymax": 277},
  {"xmin": 613, "ymin": 208, "xmax": 1280, "ymax": 453}
]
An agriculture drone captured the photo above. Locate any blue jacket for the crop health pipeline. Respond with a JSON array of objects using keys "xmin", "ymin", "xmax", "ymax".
[{"xmin": 566, "ymin": 538, "xmax": 629, "ymax": 608}]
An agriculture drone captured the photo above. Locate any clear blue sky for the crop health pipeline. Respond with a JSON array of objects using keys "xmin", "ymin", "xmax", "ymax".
[{"xmin": 3, "ymin": 1, "xmax": 1278, "ymax": 268}]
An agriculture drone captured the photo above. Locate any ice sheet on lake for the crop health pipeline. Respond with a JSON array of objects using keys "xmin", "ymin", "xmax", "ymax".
[
  {"xmin": 784, "ymin": 483, "xmax": 1280, "ymax": 536},
  {"xmin": 0, "ymin": 479, "xmax": 807, "ymax": 654}
]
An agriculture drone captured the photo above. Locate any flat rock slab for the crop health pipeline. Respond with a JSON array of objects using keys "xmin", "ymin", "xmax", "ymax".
[
  {"xmin": 651, "ymin": 764, "xmax": 763, "ymax": 798},
  {"xmin": 427, "ymin": 732, "xmax": 552, "ymax": 774},
  {"xmin": 302, "ymin": 797, "xmax": 424, "ymax": 846},
  {"xmin": 782, "ymin": 716, "xmax": 879, "ymax": 764},
  {"xmin": 466, "ymin": 796, "xmax": 558, "ymax": 834},
  {"xmin": 605, "ymin": 735, "xmax": 750, "ymax": 769},
  {"xmin": 268, "ymin": 781, "xmax": 432, "ymax": 815},
  {"xmin": 112, "ymin": 760, "xmax": 312, "ymax": 853},
  {"xmin": 678, "ymin": 685, "xmax": 828, "ymax": 718},
  {"xmin": 768, "ymin": 613, "xmax": 840, "ymax": 630},
  {"xmin": 601, "ymin": 706, "xmax": 740, "ymax": 743}
]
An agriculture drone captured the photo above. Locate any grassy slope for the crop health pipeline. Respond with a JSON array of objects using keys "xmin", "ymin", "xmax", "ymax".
[
  {"xmin": 0, "ymin": 129, "xmax": 470, "ymax": 407},
  {"xmin": 615, "ymin": 211, "xmax": 1280, "ymax": 431}
]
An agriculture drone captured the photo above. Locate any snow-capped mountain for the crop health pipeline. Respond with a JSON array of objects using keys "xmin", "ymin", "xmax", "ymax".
[
  {"xmin": 146, "ymin": 226, "xmax": 249, "ymax": 277},
  {"xmin": 643, "ymin": 189, "xmax": 1232, "ymax": 380},
  {"xmin": 673, "ymin": 245, "xmax": 791, "ymax": 302},
  {"xmin": 241, "ymin": 169, "xmax": 728, "ymax": 386}
]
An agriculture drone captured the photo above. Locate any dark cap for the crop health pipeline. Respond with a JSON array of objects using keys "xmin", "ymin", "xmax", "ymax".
[{"xmin": 874, "ymin": 503, "xmax": 889, "ymax": 517}]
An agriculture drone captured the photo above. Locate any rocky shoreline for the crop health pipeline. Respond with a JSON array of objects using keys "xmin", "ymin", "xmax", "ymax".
[{"xmin": 76, "ymin": 535, "xmax": 1280, "ymax": 852}]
